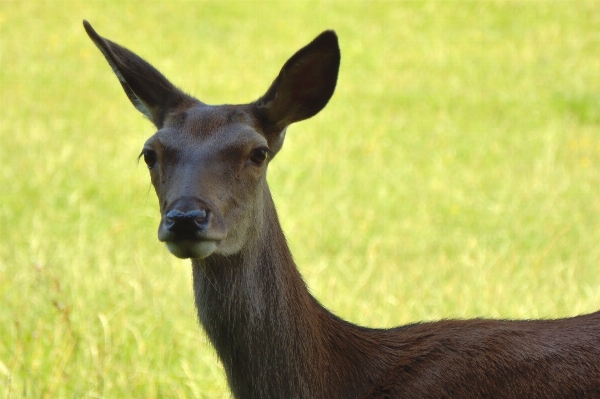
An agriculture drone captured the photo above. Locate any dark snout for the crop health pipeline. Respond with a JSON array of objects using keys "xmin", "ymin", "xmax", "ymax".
[
  {"xmin": 164, "ymin": 209, "xmax": 209, "ymax": 239},
  {"xmin": 158, "ymin": 197, "xmax": 226, "ymax": 259}
]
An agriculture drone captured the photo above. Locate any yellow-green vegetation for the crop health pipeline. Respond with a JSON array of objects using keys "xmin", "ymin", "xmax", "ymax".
[{"xmin": 2, "ymin": 1, "xmax": 600, "ymax": 397}]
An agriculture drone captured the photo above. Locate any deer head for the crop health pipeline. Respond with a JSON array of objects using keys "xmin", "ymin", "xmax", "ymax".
[{"xmin": 84, "ymin": 21, "xmax": 340, "ymax": 260}]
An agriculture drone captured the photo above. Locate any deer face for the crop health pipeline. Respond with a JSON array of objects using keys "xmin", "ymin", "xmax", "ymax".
[
  {"xmin": 84, "ymin": 21, "xmax": 339, "ymax": 259},
  {"xmin": 141, "ymin": 105, "xmax": 273, "ymax": 259}
]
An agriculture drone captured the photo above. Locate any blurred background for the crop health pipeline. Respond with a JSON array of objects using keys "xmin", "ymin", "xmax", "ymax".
[{"xmin": 1, "ymin": 1, "xmax": 600, "ymax": 397}]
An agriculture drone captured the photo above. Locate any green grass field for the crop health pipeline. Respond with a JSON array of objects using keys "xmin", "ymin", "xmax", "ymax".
[{"xmin": 2, "ymin": 1, "xmax": 600, "ymax": 397}]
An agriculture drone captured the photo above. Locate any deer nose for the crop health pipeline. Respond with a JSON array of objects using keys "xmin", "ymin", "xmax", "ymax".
[
  {"xmin": 158, "ymin": 196, "xmax": 227, "ymax": 246},
  {"xmin": 164, "ymin": 209, "xmax": 209, "ymax": 236}
]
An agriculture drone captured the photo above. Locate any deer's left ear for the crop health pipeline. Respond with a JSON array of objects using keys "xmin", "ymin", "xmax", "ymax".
[
  {"xmin": 83, "ymin": 20, "xmax": 196, "ymax": 129},
  {"xmin": 254, "ymin": 30, "xmax": 340, "ymax": 153}
]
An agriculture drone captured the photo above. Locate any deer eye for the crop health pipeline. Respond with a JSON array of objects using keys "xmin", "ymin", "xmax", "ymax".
[
  {"xmin": 142, "ymin": 149, "xmax": 157, "ymax": 169},
  {"xmin": 249, "ymin": 148, "xmax": 269, "ymax": 166}
]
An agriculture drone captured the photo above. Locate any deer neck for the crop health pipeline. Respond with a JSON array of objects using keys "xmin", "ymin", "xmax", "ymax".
[{"xmin": 191, "ymin": 189, "xmax": 377, "ymax": 398}]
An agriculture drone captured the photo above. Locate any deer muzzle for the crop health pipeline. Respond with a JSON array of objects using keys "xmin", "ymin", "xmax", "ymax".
[{"xmin": 158, "ymin": 197, "xmax": 227, "ymax": 259}]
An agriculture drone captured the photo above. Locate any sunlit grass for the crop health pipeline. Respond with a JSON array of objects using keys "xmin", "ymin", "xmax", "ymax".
[{"xmin": 2, "ymin": 1, "xmax": 600, "ymax": 397}]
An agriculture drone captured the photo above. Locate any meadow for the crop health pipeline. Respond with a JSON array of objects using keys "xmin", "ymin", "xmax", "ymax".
[{"xmin": 2, "ymin": 1, "xmax": 600, "ymax": 397}]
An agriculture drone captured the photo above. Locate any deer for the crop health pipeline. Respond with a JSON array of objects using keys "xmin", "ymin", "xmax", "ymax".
[{"xmin": 83, "ymin": 20, "xmax": 600, "ymax": 398}]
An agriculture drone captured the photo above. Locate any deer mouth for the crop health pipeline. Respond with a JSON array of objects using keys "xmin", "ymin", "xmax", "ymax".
[{"xmin": 164, "ymin": 239, "xmax": 219, "ymax": 259}]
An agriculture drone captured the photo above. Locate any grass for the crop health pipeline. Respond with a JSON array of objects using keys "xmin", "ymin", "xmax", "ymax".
[{"xmin": 2, "ymin": 0, "xmax": 600, "ymax": 397}]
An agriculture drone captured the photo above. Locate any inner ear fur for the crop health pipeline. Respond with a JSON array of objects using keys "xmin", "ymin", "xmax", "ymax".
[{"xmin": 255, "ymin": 30, "xmax": 340, "ymax": 136}]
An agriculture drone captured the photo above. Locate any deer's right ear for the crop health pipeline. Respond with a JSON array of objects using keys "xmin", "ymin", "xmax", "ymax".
[
  {"xmin": 83, "ymin": 20, "xmax": 195, "ymax": 129},
  {"xmin": 254, "ymin": 30, "xmax": 340, "ymax": 153}
]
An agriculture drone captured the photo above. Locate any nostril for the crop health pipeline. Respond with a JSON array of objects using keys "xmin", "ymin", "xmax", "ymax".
[
  {"xmin": 187, "ymin": 210, "xmax": 208, "ymax": 223},
  {"xmin": 165, "ymin": 209, "xmax": 209, "ymax": 234}
]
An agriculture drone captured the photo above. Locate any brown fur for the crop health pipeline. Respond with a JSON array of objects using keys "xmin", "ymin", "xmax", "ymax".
[{"xmin": 84, "ymin": 20, "xmax": 600, "ymax": 399}]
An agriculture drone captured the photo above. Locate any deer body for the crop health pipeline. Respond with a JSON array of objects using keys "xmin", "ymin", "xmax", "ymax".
[
  {"xmin": 84, "ymin": 20, "xmax": 600, "ymax": 398},
  {"xmin": 191, "ymin": 196, "xmax": 600, "ymax": 399}
]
